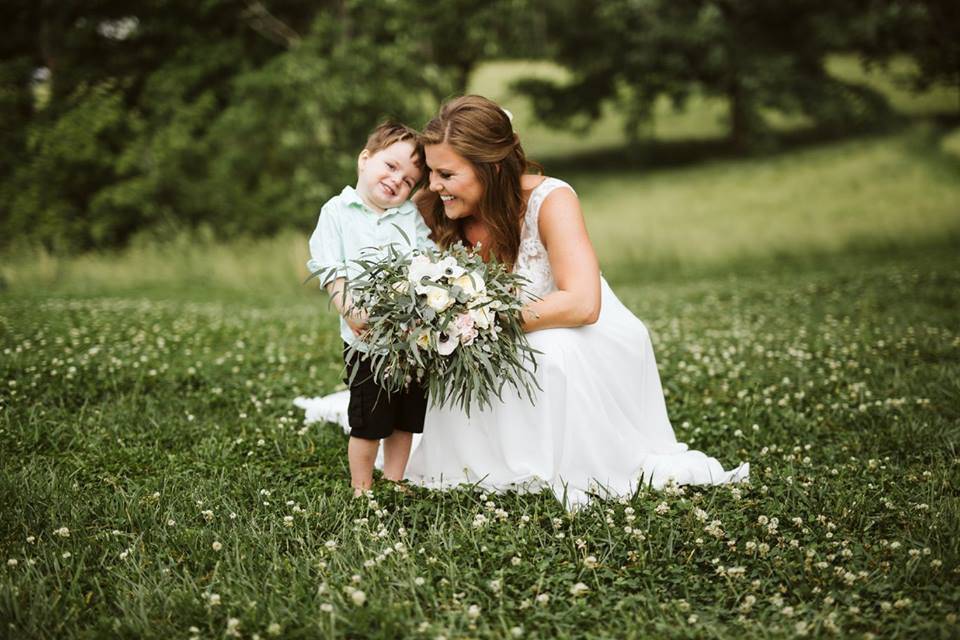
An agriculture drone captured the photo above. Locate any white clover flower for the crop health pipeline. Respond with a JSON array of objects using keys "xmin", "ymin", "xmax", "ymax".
[
  {"xmin": 466, "ymin": 604, "xmax": 481, "ymax": 620},
  {"xmin": 267, "ymin": 622, "xmax": 282, "ymax": 636},
  {"xmin": 212, "ymin": 541, "xmax": 222, "ymax": 551},
  {"xmin": 351, "ymin": 590, "xmax": 367, "ymax": 606},
  {"xmin": 654, "ymin": 502, "xmax": 670, "ymax": 515},
  {"xmin": 488, "ymin": 579, "xmax": 501, "ymax": 593},
  {"xmin": 283, "ymin": 516, "xmax": 294, "ymax": 527},
  {"xmin": 414, "ymin": 577, "xmax": 426, "ymax": 586},
  {"xmin": 26, "ymin": 536, "xmax": 35, "ymax": 544},
  {"xmin": 536, "ymin": 593, "xmax": 550, "ymax": 605},
  {"xmin": 61, "ymin": 552, "xmax": 71, "ymax": 559},
  {"xmin": 510, "ymin": 626, "xmax": 524, "ymax": 637},
  {"xmin": 208, "ymin": 593, "xmax": 221, "ymax": 606},
  {"xmin": 583, "ymin": 556, "xmax": 598, "ymax": 569},
  {"xmin": 225, "ymin": 617, "xmax": 241, "ymax": 638},
  {"xmin": 54, "ymin": 527, "xmax": 70, "ymax": 538},
  {"xmin": 320, "ymin": 603, "xmax": 333, "ymax": 613},
  {"xmin": 569, "ymin": 582, "xmax": 589, "ymax": 597},
  {"xmin": 7, "ymin": 559, "xmax": 18, "ymax": 567}
]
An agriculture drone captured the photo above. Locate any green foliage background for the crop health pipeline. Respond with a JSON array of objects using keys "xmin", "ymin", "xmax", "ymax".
[{"xmin": 1, "ymin": 0, "xmax": 957, "ymax": 252}]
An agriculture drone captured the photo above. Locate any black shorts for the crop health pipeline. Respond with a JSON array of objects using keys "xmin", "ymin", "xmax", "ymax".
[{"xmin": 344, "ymin": 344, "xmax": 427, "ymax": 440}]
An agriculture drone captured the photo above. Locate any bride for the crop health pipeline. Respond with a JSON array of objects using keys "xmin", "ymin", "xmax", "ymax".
[{"xmin": 297, "ymin": 95, "xmax": 747, "ymax": 507}]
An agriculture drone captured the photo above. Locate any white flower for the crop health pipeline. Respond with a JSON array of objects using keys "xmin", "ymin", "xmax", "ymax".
[
  {"xmin": 536, "ymin": 593, "xmax": 550, "ymax": 605},
  {"xmin": 212, "ymin": 541, "xmax": 222, "ymax": 551},
  {"xmin": 7, "ymin": 559, "xmax": 18, "ymax": 567},
  {"xmin": 324, "ymin": 540, "xmax": 337, "ymax": 550},
  {"xmin": 414, "ymin": 577, "xmax": 425, "ymax": 586},
  {"xmin": 569, "ymin": 582, "xmax": 589, "ymax": 597},
  {"xmin": 54, "ymin": 527, "xmax": 70, "ymax": 538},
  {"xmin": 225, "ymin": 617, "xmax": 241, "ymax": 638},
  {"xmin": 408, "ymin": 255, "xmax": 443, "ymax": 286},
  {"xmin": 436, "ymin": 331, "xmax": 459, "ymax": 356},
  {"xmin": 423, "ymin": 286, "xmax": 454, "ymax": 312},
  {"xmin": 467, "ymin": 604, "xmax": 481, "ymax": 620},
  {"xmin": 655, "ymin": 502, "xmax": 670, "ymax": 515},
  {"xmin": 267, "ymin": 622, "xmax": 282, "ymax": 636},
  {"xmin": 468, "ymin": 305, "xmax": 494, "ymax": 330},
  {"xmin": 436, "ymin": 256, "xmax": 466, "ymax": 279},
  {"xmin": 351, "ymin": 590, "xmax": 367, "ymax": 606},
  {"xmin": 452, "ymin": 272, "xmax": 485, "ymax": 296},
  {"xmin": 488, "ymin": 579, "xmax": 501, "ymax": 593},
  {"xmin": 320, "ymin": 603, "xmax": 334, "ymax": 613},
  {"xmin": 208, "ymin": 593, "xmax": 221, "ymax": 606},
  {"xmin": 583, "ymin": 556, "xmax": 598, "ymax": 569}
]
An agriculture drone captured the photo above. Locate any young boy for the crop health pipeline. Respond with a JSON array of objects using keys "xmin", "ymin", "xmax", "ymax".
[{"xmin": 307, "ymin": 121, "xmax": 433, "ymax": 496}]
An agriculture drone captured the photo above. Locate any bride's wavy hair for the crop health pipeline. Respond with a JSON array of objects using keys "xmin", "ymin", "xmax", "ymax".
[{"xmin": 418, "ymin": 95, "xmax": 538, "ymax": 267}]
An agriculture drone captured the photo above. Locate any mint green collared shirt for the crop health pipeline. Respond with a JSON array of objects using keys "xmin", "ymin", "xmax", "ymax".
[{"xmin": 307, "ymin": 185, "xmax": 434, "ymax": 345}]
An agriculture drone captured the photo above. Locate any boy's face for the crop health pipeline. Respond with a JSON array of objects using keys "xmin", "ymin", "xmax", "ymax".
[{"xmin": 356, "ymin": 140, "xmax": 422, "ymax": 212}]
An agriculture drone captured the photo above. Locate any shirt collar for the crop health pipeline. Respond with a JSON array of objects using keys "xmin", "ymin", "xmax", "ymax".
[{"xmin": 340, "ymin": 185, "xmax": 416, "ymax": 217}]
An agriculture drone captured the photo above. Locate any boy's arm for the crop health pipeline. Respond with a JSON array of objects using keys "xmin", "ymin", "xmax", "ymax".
[{"xmin": 325, "ymin": 277, "xmax": 368, "ymax": 336}]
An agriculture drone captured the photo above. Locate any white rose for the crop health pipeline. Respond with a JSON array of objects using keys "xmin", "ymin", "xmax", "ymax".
[
  {"xmin": 423, "ymin": 286, "xmax": 454, "ymax": 312},
  {"xmin": 469, "ymin": 306, "xmax": 493, "ymax": 329},
  {"xmin": 452, "ymin": 271, "xmax": 485, "ymax": 296}
]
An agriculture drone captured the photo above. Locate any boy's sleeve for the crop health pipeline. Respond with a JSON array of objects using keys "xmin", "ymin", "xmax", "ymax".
[
  {"xmin": 413, "ymin": 205, "xmax": 437, "ymax": 251},
  {"xmin": 306, "ymin": 204, "xmax": 346, "ymax": 287}
]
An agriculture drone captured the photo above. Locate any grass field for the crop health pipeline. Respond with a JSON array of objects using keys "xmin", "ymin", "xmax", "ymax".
[{"xmin": 2, "ymin": 61, "xmax": 959, "ymax": 639}]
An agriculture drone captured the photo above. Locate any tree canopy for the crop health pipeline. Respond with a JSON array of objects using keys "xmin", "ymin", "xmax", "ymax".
[{"xmin": 0, "ymin": 0, "xmax": 950, "ymax": 251}]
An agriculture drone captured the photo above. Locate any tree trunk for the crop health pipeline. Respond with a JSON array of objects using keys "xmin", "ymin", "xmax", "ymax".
[{"xmin": 729, "ymin": 76, "xmax": 752, "ymax": 153}]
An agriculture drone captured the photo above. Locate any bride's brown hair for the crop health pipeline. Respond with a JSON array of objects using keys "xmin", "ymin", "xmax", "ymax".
[{"xmin": 418, "ymin": 95, "xmax": 537, "ymax": 267}]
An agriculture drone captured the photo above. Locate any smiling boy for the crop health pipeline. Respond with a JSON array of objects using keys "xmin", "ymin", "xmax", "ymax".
[{"xmin": 307, "ymin": 121, "xmax": 433, "ymax": 495}]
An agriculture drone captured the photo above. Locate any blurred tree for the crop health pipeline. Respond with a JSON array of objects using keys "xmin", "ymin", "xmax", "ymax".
[
  {"xmin": 515, "ymin": 0, "xmax": 891, "ymax": 151},
  {"xmin": 854, "ymin": 0, "xmax": 960, "ymax": 111},
  {"xmin": 416, "ymin": 0, "xmax": 549, "ymax": 96},
  {"xmin": 0, "ymin": 0, "xmax": 547, "ymax": 250}
]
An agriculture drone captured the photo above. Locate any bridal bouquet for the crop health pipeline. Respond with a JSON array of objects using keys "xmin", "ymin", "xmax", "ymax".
[{"xmin": 327, "ymin": 243, "xmax": 539, "ymax": 415}]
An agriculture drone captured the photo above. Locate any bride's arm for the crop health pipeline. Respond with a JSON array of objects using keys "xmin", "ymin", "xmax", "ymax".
[{"xmin": 519, "ymin": 187, "xmax": 601, "ymax": 332}]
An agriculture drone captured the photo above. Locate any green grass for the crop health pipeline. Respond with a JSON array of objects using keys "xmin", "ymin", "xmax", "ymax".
[
  {"xmin": 2, "ymin": 59, "xmax": 960, "ymax": 638},
  {"xmin": 2, "ymin": 244, "xmax": 958, "ymax": 639}
]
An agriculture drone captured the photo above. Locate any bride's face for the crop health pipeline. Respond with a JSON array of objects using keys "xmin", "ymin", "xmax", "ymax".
[{"xmin": 425, "ymin": 142, "xmax": 484, "ymax": 220}]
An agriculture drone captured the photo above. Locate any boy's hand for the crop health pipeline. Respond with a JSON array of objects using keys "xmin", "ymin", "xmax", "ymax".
[{"xmin": 346, "ymin": 308, "xmax": 369, "ymax": 337}]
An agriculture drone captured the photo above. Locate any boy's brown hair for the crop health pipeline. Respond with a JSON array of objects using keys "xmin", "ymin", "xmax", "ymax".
[{"xmin": 364, "ymin": 121, "xmax": 426, "ymax": 187}]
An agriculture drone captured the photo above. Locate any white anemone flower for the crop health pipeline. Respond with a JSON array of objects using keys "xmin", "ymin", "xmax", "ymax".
[{"xmin": 408, "ymin": 255, "xmax": 443, "ymax": 287}]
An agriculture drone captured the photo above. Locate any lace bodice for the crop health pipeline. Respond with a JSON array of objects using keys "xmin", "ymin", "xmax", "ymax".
[{"xmin": 514, "ymin": 177, "xmax": 575, "ymax": 300}]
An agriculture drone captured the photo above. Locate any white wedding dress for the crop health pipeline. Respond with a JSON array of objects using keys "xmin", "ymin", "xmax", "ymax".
[{"xmin": 295, "ymin": 178, "xmax": 748, "ymax": 507}]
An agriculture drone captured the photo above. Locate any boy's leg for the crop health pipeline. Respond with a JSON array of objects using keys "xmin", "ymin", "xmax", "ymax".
[
  {"xmin": 348, "ymin": 436, "xmax": 380, "ymax": 495},
  {"xmin": 381, "ymin": 430, "xmax": 413, "ymax": 482}
]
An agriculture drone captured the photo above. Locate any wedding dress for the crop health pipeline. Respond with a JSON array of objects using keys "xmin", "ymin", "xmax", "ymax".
[{"xmin": 295, "ymin": 178, "xmax": 748, "ymax": 507}]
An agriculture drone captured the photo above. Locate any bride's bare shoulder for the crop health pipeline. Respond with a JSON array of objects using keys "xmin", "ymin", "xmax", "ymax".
[{"xmin": 521, "ymin": 174, "xmax": 549, "ymax": 191}]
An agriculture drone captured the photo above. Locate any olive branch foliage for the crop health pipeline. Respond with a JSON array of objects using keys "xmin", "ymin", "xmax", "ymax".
[{"xmin": 308, "ymin": 239, "xmax": 540, "ymax": 417}]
